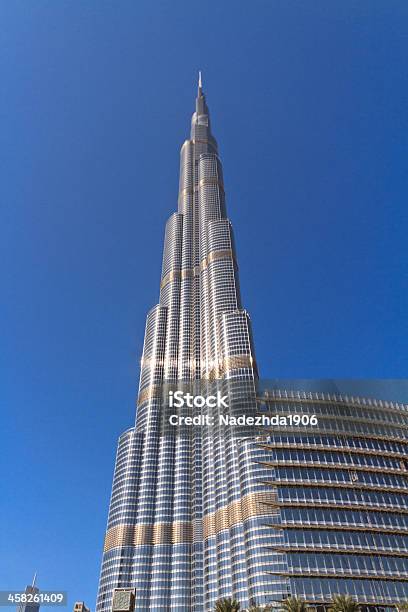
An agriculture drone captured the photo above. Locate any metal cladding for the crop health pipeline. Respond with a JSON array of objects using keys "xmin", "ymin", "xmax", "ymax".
[
  {"xmin": 96, "ymin": 78, "xmax": 278, "ymax": 611},
  {"xmin": 258, "ymin": 389, "xmax": 408, "ymax": 606},
  {"xmin": 96, "ymin": 77, "xmax": 408, "ymax": 611}
]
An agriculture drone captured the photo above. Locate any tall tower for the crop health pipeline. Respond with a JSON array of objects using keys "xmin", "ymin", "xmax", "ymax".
[
  {"xmin": 96, "ymin": 77, "xmax": 408, "ymax": 611},
  {"xmin": 96, "ymin": 76, "xmax": 282, "ymax": 611},
  {"xmin": 17, "ymin": 575, "xmax": 40, "ymax": 612}
]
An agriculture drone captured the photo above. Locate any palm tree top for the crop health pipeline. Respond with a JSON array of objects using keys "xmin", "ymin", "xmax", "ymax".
[
  {"xmin": 328, "ymin": 594, "xmax": 360, "ymax": 612},
  {"xmin": 281, "ymin": 596, "xmax": 308, "ymax": 612},
  {"xmin": 214, "ymin": 597, "xmax": 241, "ymax": 612}
]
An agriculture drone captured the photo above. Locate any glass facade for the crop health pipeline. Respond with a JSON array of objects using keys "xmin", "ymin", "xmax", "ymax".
[
  {"xmin": 259, "ymin": 389, "xmax": 408, "ymax": 608},
  {"xmin": 96, "ymin": 78, "xmax": 408, "ymax": 611}
]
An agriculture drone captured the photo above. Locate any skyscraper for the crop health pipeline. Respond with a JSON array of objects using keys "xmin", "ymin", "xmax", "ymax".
[
  {"xmin": 17, "ymin": 575, "xmax": 40, "ymax": 612},
  {"xmin": 96, "ymin": 75, "xmax": 281, "ymax": 611},
  {"xmin": 96, "ymin": 77, "xmax": 408, "ymax": 611}
]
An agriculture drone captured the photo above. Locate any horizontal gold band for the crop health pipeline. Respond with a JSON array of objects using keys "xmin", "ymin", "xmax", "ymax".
[
  {"xmin": 205, "ymin": 248, "xmax": 234, "ymax": 268},
  {"xmin": 203, "ymin": 491, "xmax": 278, "ymax": 539},
  {"xmin": 104, "ymin": 492, "xmax": 277, "ymax": 552},
  {"xmin": 104, "ymin": 521, "xmax": 192, "ymax": 551},
  {"xmin": 160, "ymin": 249, "xmax": 236, "ymax": 289},
  {"xmin": 160, "ymin": 269, "xmax": 182, "ymax": 289},
  {"xmin": 137, "ymin": 384, "xmax": 163, "ymax": 406},
  {"xmin": 207, "ymin": 354, "xmax": 258, "ymax": 380},
  {"xmin": 178, "ymin": 187, "xmax": 194, "ymax": 197},
  {"xmin": 199, "ymin": 177, "xmax": 224, "ymax": 191},
  {"xmin": 138, "ymin": 354, "xmax": 255, "ymax": 403},
  {"xmin": 181, "ymin": 269, "xmax": 194, "ymax": 280}
]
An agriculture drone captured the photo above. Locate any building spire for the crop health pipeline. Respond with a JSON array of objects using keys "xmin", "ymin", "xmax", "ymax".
[
  {"xmin": 195, "ymin": 70, "xmax": 208, "ymax": 117},
  {"xmin": 198, "ymin": 70, "xmax": 203, "ymax": 96},
  {"xmin": 32, "ymin": 572, "xmax": 37, "ymax": 588}
]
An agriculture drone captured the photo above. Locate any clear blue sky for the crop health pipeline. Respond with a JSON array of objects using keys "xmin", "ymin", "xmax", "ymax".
[{"xmin": 1, "ymin": 0, "xmax": 407, "ymax": 608}]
